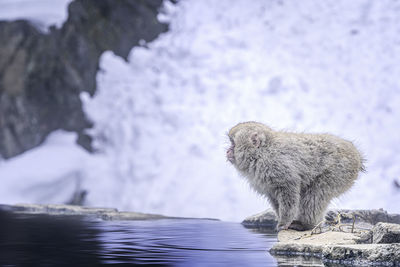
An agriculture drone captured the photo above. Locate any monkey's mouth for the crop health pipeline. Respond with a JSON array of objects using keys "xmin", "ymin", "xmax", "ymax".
[{"xmin": 226, "ymin": 146, "xmax": 235, "ymax": 163}]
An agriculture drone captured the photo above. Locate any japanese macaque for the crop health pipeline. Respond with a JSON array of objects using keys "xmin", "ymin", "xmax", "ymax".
[{"xmin": 227, "ymin": 122, "xmax": 365, "ymax": 231}]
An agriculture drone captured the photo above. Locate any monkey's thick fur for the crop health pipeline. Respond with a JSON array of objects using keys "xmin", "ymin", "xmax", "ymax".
[{"xmin": 227, "ymin": 122, "xmax": 365, "ymax": 231}]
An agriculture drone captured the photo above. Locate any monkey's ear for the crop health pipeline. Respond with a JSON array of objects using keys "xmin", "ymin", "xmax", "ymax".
[{"xmin": 250, "ymin": 132, "xmax": 262, "ymax": 148}]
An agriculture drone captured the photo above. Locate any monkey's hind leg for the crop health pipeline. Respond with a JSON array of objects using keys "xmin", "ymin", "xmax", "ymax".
[
  {"xmin": 294, "ymin": 183, "xmax": 332, "ymax": 230},
  {"xmin": 268, "ymin": 196, "xmax": 280, "ymax": 219},
  {"xmin": 274, "ymin": 182, "xmax": 301, "ymax": 231}
]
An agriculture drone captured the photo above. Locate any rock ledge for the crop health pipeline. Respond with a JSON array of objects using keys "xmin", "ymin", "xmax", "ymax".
[
  {"xmin": 243, "ymin": 209, "xmax": 400, "ymax": 265},
  {"xmin": 260, "ymin": 210, "xmax": 400, "ymax": 266},
  {"xmin": 0, "ymin": 203, "xmax": 218, "ymax": 221}
]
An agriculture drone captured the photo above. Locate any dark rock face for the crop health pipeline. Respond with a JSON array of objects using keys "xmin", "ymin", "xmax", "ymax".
[
  {"xmin": 0, "ymin": 0, "xmax": 168, "ymax": 159},
  {"xmin": 373, "ymin": 222, "xmax": 400, "ymax": 244}
]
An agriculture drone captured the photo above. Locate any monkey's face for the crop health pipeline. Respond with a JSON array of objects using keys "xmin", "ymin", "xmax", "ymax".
[
  {"xmin": 226, "ymin": 129, "xmax": 258, "ymax": 167},
  {"xmin": 227, "ymin": 122, "xmax": 270, "ymax": 169}
]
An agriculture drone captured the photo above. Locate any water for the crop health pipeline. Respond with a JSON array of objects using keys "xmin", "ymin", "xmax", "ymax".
[{"xmin": 0, "ymin": 211, "xmax": 323, "ymax": 266}]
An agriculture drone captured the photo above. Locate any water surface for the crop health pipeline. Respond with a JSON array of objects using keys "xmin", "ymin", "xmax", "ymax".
[{"xmin": 0, "ymin": 211, "xmax": 323, "ymax": 266}]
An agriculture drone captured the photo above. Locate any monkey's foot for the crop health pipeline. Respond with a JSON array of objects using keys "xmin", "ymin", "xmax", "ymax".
[
  {"xmin": 276, "ymin": 223, "xmax": 290, "ymax": 231},
  {"xmin": 288, "ymin": 220, "xmax": 312, "ymax": 231}
]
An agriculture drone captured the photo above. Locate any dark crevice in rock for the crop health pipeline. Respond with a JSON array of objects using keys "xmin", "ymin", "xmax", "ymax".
[{"xmin": 0, "ymin": 0, "xmax": 168, "ymax": 159}]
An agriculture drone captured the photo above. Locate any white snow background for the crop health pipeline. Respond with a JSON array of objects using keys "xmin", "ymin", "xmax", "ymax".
[{"xmin": 0, "ymin": 0, "xmax": 399, "ymax": 221}]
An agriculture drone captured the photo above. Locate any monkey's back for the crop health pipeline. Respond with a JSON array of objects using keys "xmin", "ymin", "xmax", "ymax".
[{"xmin": 268, "ymin": 131, "xmax": 363, "ymax": 196}]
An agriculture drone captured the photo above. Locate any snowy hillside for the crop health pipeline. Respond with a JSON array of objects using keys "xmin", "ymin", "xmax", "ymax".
[{"xmin": 1, "ymin": 0, "xmax": 400, "ymax": 221}]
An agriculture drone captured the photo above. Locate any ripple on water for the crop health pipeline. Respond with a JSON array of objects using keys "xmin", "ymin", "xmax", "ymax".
[{"xmin": 97, "ymin": 219, "xmax": 277, "ymax": 266}]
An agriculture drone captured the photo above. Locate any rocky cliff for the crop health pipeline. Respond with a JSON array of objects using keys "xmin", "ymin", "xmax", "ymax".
[{"xmin": 0, "ymin": 0, "xmax": 168, "ymax": 159}]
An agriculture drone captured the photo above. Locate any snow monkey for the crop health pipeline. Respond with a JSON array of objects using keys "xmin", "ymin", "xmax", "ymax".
[{"xmin": 226, "ymin": 122, "xmax": 365, "ymax": 231}]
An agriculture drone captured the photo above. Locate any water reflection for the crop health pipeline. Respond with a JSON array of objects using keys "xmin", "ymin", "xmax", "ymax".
[{"xmin": 0, "ymin": 210, "xmax": 324, "ymax": 266}]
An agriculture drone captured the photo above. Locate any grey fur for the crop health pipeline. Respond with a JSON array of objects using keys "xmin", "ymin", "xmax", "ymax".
[{"xmin": 227, "ymin": 122, "xmax": 365, "ymax": 231}]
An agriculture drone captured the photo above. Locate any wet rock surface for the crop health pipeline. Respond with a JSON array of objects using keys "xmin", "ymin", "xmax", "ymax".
[
  {"xmin": 322, "ymin": 243, "xmax": 400, "ymax": 266},
  {"xmin": 241, "ymin": 209, "xmax": 278, "ymax": 229},
  {"xmin": 0, "ymin": 0, "xmax": 168, "ymax": 159}
]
